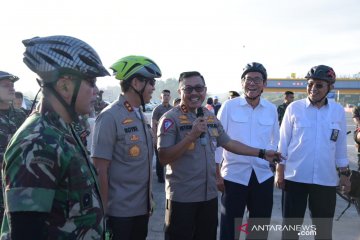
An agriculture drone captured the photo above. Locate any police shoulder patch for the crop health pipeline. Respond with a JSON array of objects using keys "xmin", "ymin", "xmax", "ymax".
[{"xmin": 163, "ymin": 119, "xmax": 174, "ymax": 132}]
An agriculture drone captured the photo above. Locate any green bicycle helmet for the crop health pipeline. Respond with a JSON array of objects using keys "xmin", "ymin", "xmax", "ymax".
[{"xmin": 110, "ymin": 55, "xmax": 162, "ymax": 81}]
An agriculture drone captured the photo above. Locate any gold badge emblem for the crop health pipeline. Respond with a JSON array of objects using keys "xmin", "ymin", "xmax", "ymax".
[
  {"xmin": 130, "ymin": 135, "xmax": 139, "ymax": 141},
  {"xmin": 129, "ymin": 145, "xmax": 140, "ymax": 157},
  {"xmin": 124, "ymin": 101, "xmax": 134, "ymax": 112},
  {"xmin": 180, "ymin": 120, "xmax": 191, "ymax": 124},
  {"xmin": 211, "ymin": 128, "xmax": 219, "ymax": 137},
  {"xmin": 188, "ymin": 142, "xmax": 195, "ymax": 150},
  {"xmin": 180, "ymin": 104, "xmax": 188, "ymax": 113},
  {"xmin": 207, "ymin": 116, "xmax": 215, "ymax": 123},
  {"xmin": 178, "ymin": 115, "xmax": 188, "ymax": 120},
  {"xmin": 122, "ymin": 118, "xmax": 134, "ymax": 124}
]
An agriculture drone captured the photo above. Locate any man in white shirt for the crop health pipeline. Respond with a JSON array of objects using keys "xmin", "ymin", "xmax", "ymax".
[
  {"xmin": 216, "ymin": 62, "xmax": 280, "ymax": 240},
  {"xmin": 275, "ymin": 65, "xmax": 351, "ymax": 239}
]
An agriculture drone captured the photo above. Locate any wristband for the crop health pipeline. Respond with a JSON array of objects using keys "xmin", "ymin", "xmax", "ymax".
[
  {"xmin": 340, "ymin": 169, "xmax": 351, "ymax": 177},
  {"xmin": 258, "ymin": 149, "xmax": 266, "ymax": 159}
]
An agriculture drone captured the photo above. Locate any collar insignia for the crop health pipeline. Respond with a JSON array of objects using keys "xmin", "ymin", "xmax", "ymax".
[
  {"xmin": 124, "ymin": 101, "xmax": 133, "ymax": 112},
  {"xmin": 180, "ymin": 104, "xmax": 188, "ymax": 113}
]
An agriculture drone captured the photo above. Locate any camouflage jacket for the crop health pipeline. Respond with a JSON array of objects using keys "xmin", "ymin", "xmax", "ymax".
[
  {"xmin": 277, "ymin": 102, "xmax": 288, "ymax": 126},
  {"xmin": 0, "ymin": 107, "xmax": 26, "ymax": 212},
  {"xmin": 1, "ymin": 111, "xmax": 104, "ymax": 239},
  {"xmin": 0, "ymin": 106, "xmax": 26, "ymax": 164}
]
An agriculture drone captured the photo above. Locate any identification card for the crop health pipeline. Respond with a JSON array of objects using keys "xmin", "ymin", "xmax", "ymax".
[{"xmin": 330, "ymin": 129, "xmax": 339, "ymax": 142}]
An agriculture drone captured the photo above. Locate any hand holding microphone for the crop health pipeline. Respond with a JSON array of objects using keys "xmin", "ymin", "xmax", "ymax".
[{"xmin": 195, "ymin": 107, "xmax": 207, "ymax": 146}]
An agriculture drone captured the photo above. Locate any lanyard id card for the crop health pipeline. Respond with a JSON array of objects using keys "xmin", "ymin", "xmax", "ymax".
[{"xmin": 330, "ymin": 129, "xmax": 339, "ymax": 142}]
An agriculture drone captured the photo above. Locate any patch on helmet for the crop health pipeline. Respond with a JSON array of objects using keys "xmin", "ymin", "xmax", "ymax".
[
  {"xmin": 327, "ymin": 69, "xmax": 336, "ymax": 79},
  {"xmin": 163, "ymin": 119, "xmax": 174, "ymax": 132}
]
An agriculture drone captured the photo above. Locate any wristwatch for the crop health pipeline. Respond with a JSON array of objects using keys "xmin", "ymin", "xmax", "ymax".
[
  {"xmin": 258, "ymin": 149, "xmax": 266, "ymax": 159},
  {"xmin": 339, "ymin": 168, "xmax": 351, "ymax": 177}
]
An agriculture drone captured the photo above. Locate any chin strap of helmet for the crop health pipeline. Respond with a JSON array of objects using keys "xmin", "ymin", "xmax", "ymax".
[
  {"xmin": 38, "ymin": 76, "xmax": 82, "ymax": 123},
  {"xmin": 245, "ymin": 90, "xmax": 263, "ymax": 101},
  {"xmin": 130, "ymin": 79, "xmax": 149, "ymax": 112},
  {"xmin": 308, "ymin": 85, "xmax": 330, "ymax": 105}
]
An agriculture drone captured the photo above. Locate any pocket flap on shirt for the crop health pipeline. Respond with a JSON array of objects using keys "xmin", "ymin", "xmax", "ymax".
[
  {"xmin": 294, "ymin": 121, "xmax": 310, "ymax": 128},
  {"xmin": 330, "ymin": 123, "xmax": 340, "ymax": 130},
  {"xmin": 231, "ymin": 114, "xmax": 248, "ymax": 123},
  {"xmin": 258, "ymin": 118, "xmax": 274, "ymax": 126}
]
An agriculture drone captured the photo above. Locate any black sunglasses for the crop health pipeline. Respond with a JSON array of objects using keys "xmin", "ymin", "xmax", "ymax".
[
  {"xmin": 83, "ymin": 78, "xmax": 97, "ymax": 88},
  {"xmin": 138, "ymin": 77, "xmax": 156, "ymax": 86},
  {"xmin": 181, "ymin": 85, "xmax": 206, "ymax": 94}
]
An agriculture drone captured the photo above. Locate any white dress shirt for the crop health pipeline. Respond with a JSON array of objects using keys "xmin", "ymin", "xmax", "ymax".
[
  {"xmin": 278, "ymin": 98, "xmax": 349, "ymax": 186},
  {"xmin": 215, "ymin": 96, "xmax": 279, "ymax": 185}
]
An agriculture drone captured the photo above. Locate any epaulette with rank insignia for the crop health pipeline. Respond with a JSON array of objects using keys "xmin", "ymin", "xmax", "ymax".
[
  {"xmin": 180, "ymin": 104, "xmax": 188, "ymax": 113},
  {"xmin": 124, "ymin": 101, "xmax": 133, "ymax": 112}
]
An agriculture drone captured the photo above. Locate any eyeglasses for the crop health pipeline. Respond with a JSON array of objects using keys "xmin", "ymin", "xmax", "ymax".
[
  {"xmin": 138, "ymin": 77, "xmax": 156, "ymax": 86},
  {"xmin": 146, "ymin": 78, "xmax": 156, "ymax": 86},
  {"xmin": 243, "ymin": 77, "xmax": 263, "ymax": 84},
  {"xmin": 181, "ymin": 85, "xmax": 206, "ymax": 94},
  {"xmin": 0, "ymin": 81, "xmax": 14, "ymax": 88},
  {"xmin": 307, "ymin": 82, "xmax": 327, "ymax": 89},
  {"xmin": 83, "ymin": 78, "xmax": 97, "ymax": 88}
]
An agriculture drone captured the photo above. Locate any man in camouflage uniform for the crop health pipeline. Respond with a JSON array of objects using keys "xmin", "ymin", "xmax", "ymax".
[
  {"xmin": 94, "ymin": 90, "xmax": 108, "ymax": 115},
  {"xmin": 151, "ymin": 89, "xmax": 172, "ymax": 183},
  {"xmin": 277, "ymin": 90, "xmax": 294, "ymax": 125},
  {"xmin": 353, "ymin": 105, "xmax": 360, "ymax": 169},
  {"xmin": 0, "ymin": 71, "xmax": 27, "ymax": 225},
  {"xmin": 92, "ymin": 55, "xmax": 161, "ymax": 240},
  {"xmin": 1, "ymin": 35, "xmax": 109, "ymax": 239}
]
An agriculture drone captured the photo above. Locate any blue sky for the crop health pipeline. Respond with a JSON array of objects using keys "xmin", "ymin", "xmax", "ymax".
[{"xmin": 1, "ymin": 0, "xmax": 360, "ymax": 96}]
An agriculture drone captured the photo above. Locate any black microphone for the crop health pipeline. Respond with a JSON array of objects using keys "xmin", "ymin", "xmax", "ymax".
[{"xmin": 196, "ymin": 107, "xmax": 207, "ymax": 146}]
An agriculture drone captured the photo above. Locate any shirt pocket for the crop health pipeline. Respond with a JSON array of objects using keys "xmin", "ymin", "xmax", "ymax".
[
  {"xmin": 258, "ymin": 118, "xmax": 275, "ymax": 138},
  {"xmin": 292, "ymin": 120, "xmax": 311, "ymax": 140},
  {"xmin": 231, "ymin": 114, "xmax": 248, "ymax": 124}
]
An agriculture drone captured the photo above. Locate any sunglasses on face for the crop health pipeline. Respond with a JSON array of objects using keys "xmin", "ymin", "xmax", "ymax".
[
  {"xmin": 83, "ymin": 78, "xmax": 97, "ymax": 88},
  {"xmin": 138, "ymin": 77, "xmax": 156, "ymax": 86},
  {"xmin": 307, "ymin": 82, "xmax": 327, "ymax": 89},
  {"xmin": 146, "ymin": 78, "xmax": 156, "ymax": 86},
  {"xmin": 181, "ymin": 85, "xmax": 206, "ymax": 94}
]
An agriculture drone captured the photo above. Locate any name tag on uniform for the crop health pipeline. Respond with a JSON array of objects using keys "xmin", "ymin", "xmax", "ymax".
[{"xmin": 330, "ymin": 129, "xmax": 339, "ymax": 142}]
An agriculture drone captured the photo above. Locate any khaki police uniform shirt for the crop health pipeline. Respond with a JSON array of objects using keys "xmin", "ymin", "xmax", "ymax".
[
  {"xmin": 158, "ymin": 104, "xmax": 230, "ymax": 202},
  {"xmin": 92, "ymin": 95, "xmax": 154, "ymax": 217},
  {"xmin": 152, "ymin": 104, "xmax": 173, "ymax": 123}
]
